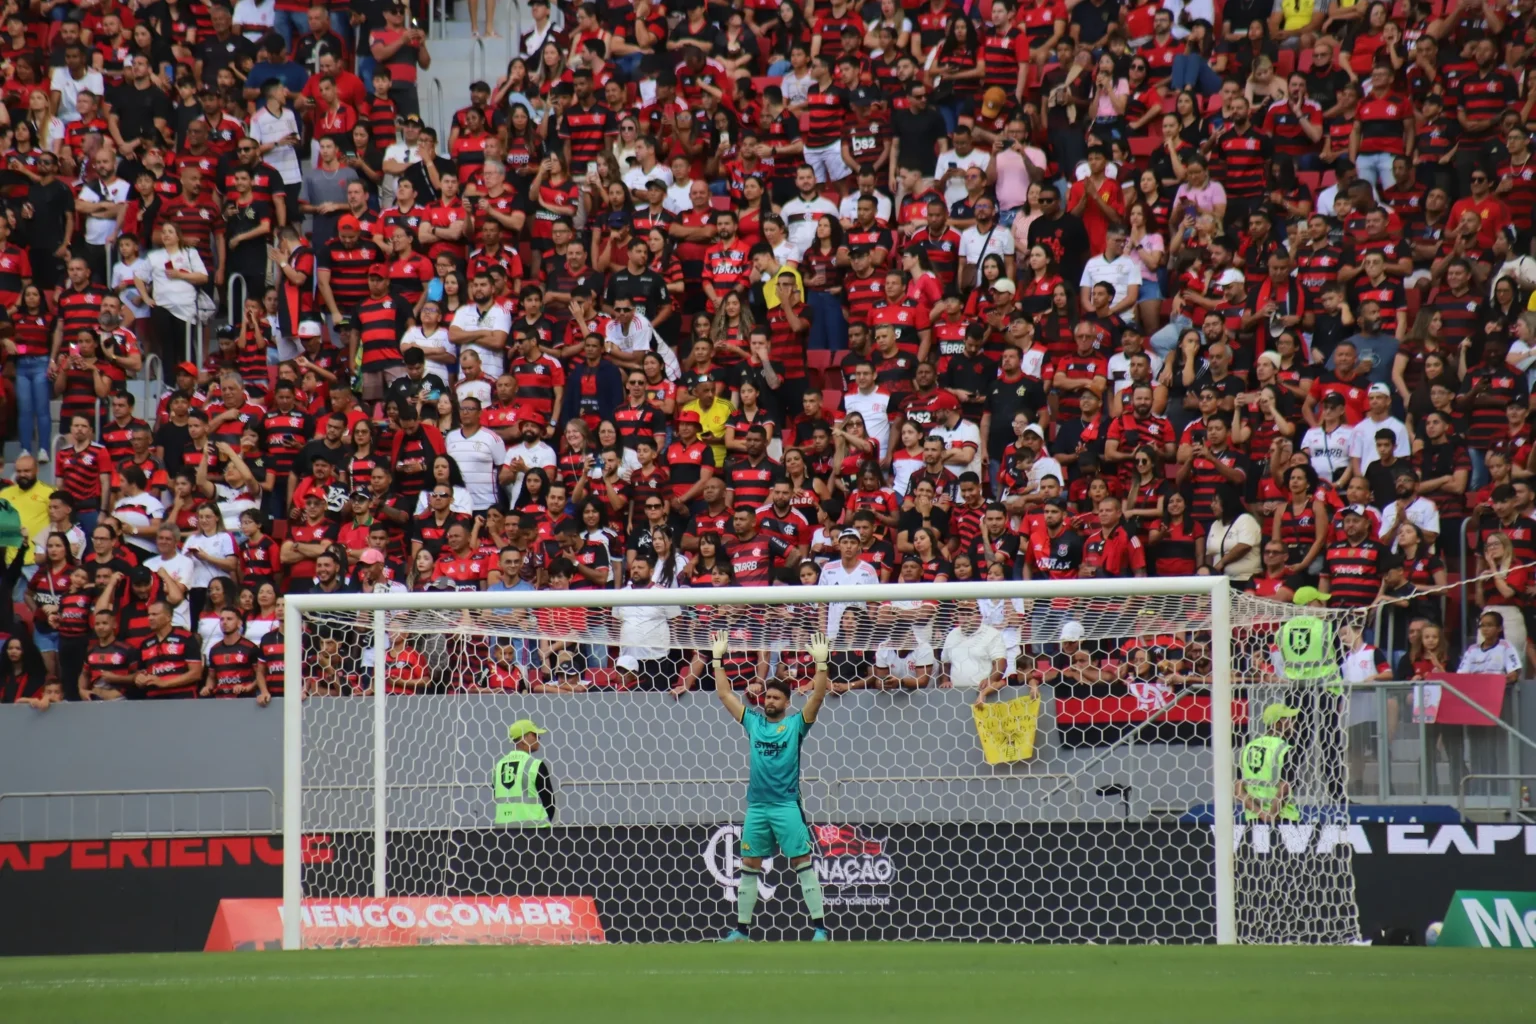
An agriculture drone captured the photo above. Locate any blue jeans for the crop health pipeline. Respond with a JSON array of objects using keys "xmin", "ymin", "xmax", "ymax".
[
  {"xmin": 356, "ymin": 56, "xmax": 377, "ymax": 92},
  {"xmin": 1149, "ymin": 314, "xmax": 1192, "ymax": 359},
  {"xmin": 935, "ymin": 97, "xmax": 973, "ymax": 135},
  {"xmin": 615, "ymin": 52, "xmax": 644, "ymax": 81},
  {"xmin": 1356, "ymin": 151, "xmax": 1396, "ymax": 192},
  {"xmin": 15, "ymin": 355, "xmax": 51, "ymax": 455},
  {"xmin": 1468, "ymin": 447, "xmax": 1489, "ymax": 492},
  {"xmin": 765, "ymin": 60, "xmax": 791, "ymax": 77},
  {"xmin": 1171, "ymin": 54, "xmax": 1222, "ymax": 96},
  {"xmin": 806, "ymin": 289, "xmax": 848, "ymax": 351},
  {"xmin": 274, "ymin": 10, "xmax": 313, "ymax": 48}
]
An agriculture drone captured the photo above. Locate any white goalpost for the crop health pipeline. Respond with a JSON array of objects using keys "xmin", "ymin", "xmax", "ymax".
[{"xmin": 280, "ymin": 576, "xmax": 1362, "ymax": 949}]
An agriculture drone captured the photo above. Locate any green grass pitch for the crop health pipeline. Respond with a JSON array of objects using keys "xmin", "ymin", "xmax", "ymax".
[{"xmin": 2, "ymin": 944, "xmax": 1532, "ymax": 1023}]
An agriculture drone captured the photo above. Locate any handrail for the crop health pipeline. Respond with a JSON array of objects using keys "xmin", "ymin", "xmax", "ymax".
[
  {"xmin": 431, "ymin": 77, "xmax": 446, "ymax": 155},
  {"xmin": 472, "ymin": 36, "xmax": 486, "ymax": 84},
  {"xmin": 0, "ymin": 787, "xmax": 278, "ymax": 841},
  {"xmin": 226, "ymin": 270, "xmax": 249, "ymax": 321},
  {"xmin": 1460, "ymin": 516, "xmax": 1471, "ymax": 648},
  {"xmin": 1456, "ymin": 773, "xmax": 1536, "ymax": 823},
  {"xmin": 505, "ymin": 0, "xmax": 519, "ymax": 70},
  {"xmin": 184, "ymin": 317, "xmax": 199, "ymax": 371}
]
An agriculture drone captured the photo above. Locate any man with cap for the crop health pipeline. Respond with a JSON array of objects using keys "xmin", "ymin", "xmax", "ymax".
[
  {"xmin": 318, "ymin": 211, "xmax": 383, "ymax": 323},
  {"xmin": 498, "ymin": 412, "xmax": 558, "ymax": 507},
  {"xmin": 1236, "ymin": 702, "xmax": 1301, "ymax": 824},
  {"xmin": 357, "ymin": 545, "xmax": 406, "ymax": 594},
  {"xmin": 679, "ymin": 372, "xmax": 732, "ymax": 468},
  {"xmin": 493, "ymin": 719, "xmax": 555, "ymax": 826},
  {"xmin": 817, "ymin": 527, "xmax": 882, "ymax": 641},
  {"xmin": 1347, "ymin": 383, "xmax": 1410, "ymax": 478},
  {"xmin": 1320, "ymin": 504, "xmax": 1387, "ymax": 610}
]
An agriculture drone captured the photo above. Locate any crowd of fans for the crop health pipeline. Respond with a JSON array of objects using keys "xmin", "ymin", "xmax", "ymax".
[{"xmin": 0, "ymin": 0, "xmax": 1534, "ymax": 712}]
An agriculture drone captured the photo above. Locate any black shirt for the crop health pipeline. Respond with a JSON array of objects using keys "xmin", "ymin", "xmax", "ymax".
[
  {"xmin": 1028, "ymin": 212, "xmax": 1091, "ymax": 288},
  {"xmin": 154, "ymin": 420, "xmax": 193, "ymax": 473},
  {"xmin": 891, "ymin": 105, "xmax": 950, "ymax": 176},
  {"xmin": 603, "ymin": 268, "xmax": 669, "ymax": 321},
  {"xmin": 194, "ymin": 31, "xmax": 258, "ymax": 87},
  {"xmin": 295, "ymin": 438, "xmax": 354, "ymax": 480},
  {"xmin": 399, "ymin": 156, "xmax": 458, "ymax": 204},
  {"xmin": 109, "ymin": 81, "xmax": 174, "ymax": 145},
  {"xmin": 23, "ymin": 179, "xmax": 76, "ymax": 250}
]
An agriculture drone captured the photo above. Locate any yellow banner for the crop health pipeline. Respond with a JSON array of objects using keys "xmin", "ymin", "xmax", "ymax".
[{"xmin": 972, "ymin": 695, "xmax": 1041, "ymax": 764}]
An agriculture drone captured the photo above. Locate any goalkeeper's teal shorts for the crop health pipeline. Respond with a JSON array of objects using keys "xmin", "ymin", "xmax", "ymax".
[{"xmin": 741, "ymin": 803, "xmax": 813, "ymax": 860}]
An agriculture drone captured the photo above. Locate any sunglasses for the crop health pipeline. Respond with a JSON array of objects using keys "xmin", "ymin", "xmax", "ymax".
[
  {"xmin": 645, "ymin": 502, "xmax": 664, "ymax": 510},
  {"xmin": 431, "ymin": 491, "xmax": 451, "ymax": 499},
  {"xmin": 1040, "ymin": 196, "xmax": 1057, "ymax": 203},
  {"xmin": 614, "ymin": 306, "xmax": 633, "ymax": 313}
]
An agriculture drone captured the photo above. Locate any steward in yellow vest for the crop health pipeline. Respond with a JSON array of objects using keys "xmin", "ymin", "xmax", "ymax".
[{"xmin": 493, "ymin": 719, "xmax": 555, "ymax": 826}]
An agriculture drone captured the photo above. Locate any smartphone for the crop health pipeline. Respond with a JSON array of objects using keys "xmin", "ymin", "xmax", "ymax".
[{"xmin": 585, "ymin": 161, "xmax": 598, "ymax": 177}]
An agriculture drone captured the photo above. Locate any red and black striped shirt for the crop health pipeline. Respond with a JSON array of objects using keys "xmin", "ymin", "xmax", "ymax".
[
  {"xmin": 1213, "ymin": 126, "xmax": 1269, "ymax": 199},
  {"xmin": 320, "ymin": 237, "xmax": 382, "ymax": 316},
  {"xmin": 802, "ymin": 85, "xmax": 851, "ymax": 150},
  {"xmin": 138, "ymin": 627, "xmax": 202, "ymax": 699},
  {"xmin": 1322, "ymin": 540, "xmax": 1386, "ymax": 608},
  {"xmin": 205, "ymin": 636, "xmax": 262, "ymax": 697},
  {"xmin": 356, "ymin": 295, "xmax": 407, "ymax": 370}
]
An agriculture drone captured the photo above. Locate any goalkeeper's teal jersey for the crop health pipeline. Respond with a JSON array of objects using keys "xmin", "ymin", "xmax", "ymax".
[{"xmin": 742, "ymin": 708, "xmax": 811, "ymax": 806}]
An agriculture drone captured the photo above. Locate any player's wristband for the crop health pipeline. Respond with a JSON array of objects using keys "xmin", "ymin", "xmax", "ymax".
[{"xmin": 815, "ymin": 663, "xmax": 828, "ymax": 673}]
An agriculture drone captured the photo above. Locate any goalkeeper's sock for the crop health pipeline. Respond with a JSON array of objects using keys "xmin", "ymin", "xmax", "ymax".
[
  {"xmin": 797, "ymin": 865, "xmax": 825, "ymax": 923},
  {"xmin": 736, "ymin": 867, "xmax": 761, "ymax": 927}
]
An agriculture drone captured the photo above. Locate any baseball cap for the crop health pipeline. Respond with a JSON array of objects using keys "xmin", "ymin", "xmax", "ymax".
[
  {"xmin": 176, "ymin": 361, "xmax": 199, "ymax": 377},
  {"xmin": 991, "ymin": 278, "xmax": 1017, "ymax": 295},
  {"xmin": 689, "ymin": 371, "xmax": 713, "ymax": 385},
  {"xmin": 980, "ymin": 86, "xmax": 1009, "ymax": 119},
  {"xmin": 1321, "ymin": 391, "xmax": 1346, "ymax": 405},
  {"xmin": 402, "ymin": 113, "xmax": 424, "ymax": 126},
  {"xmin": 1217, "ymin": 269, "xmax": 1245, "ymax": 287},
  {"xmin": 1023, "ymin": 423, "xmax": 1046, "ymax": 440},
  {"xmin": 518, "ymin": 410, "xmax": 545, "ymax": 428},
  {"xmin": 930, "ymin": 391, "xmax": 961, "ymax": 413},
  {"xmin": 128, "ymin": 565, "xmax": 152, "ymax": 585},
  {"xmin": 838, "ymin": 527, "xmax": 861, "ymax": 540},
  {"xmin": 351, "ymin": 488, "xmax": 372, "ymax": 501},
  {"xmin": 508, "ymin": 718, "xmax": 548, "ymax": 741},
  {"xmin": 337, "ymin": 214, "xmax": 361, "ymax": 232},
  {"xmin": 367, "ymin": 263, "xmax": 389, "ymax": 277},
  {"xmin": 1060, "ymin": 621, "xmax": 1084, "ymax": 642},
  {"xmin": 1340, "ymin": 504, "xmax": 1369, "ymax": 519},
  {"xmin": 303, "ymin": 491, "xmax": 326, "ymax": 504},
  {"xmin": 358, "ymin": 548, "xmax": 385, "ymax": 565},
  {"xmin": 1292, "ymin": 585, "xmax": 1330, "ymax": 606},
  {"xmin": 676, "ymin": 409, "xmax": 702, "ymax": 424},
  {"xmin": 296, "ymin": 320, "xmax": 323, "ymax": 339},
  {"xmin": 1367, "ymin": 382, "xmax": 1391, "ymax": 397},
  {"xmin": 1262, "ymin": 703, "xmax": 1301, "ymax": 726}
]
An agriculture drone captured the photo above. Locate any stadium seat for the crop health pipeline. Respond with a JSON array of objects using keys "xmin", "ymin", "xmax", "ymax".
[
  {"xmin": 807, "ymin": 350, "xmax": 836, "ymax": 371},
  {"xmin": 1275, "ymin": 49, "xmax": 1295, "ymax": 78},
  {"xmin": 822, "ymin": 388, "xmax": 843, "ymax": 413},
  {"xmin": 1406, "ymin": 288, "xmax": 1422, "ymax": 320},
  {"xmin": 1297, "ymin": 171, "xmax": 1323, "ymax": 193},
  {"xmin": 750, "ymin": 76, "xmax": 783, "ymax": 96},
  {"xmin": 1204, "ymin": 93, "xmax": 1223, "ymax": 115},
  {"xmin": 710, "ymin": 195, "xmax": 731, "ymax": 211},
  {"xmin": 1129, "ymin": 136, "xmax": 1159, "ymax": 158},
  {"xmin": 1321, "ymin": 170, "xmax": 1337, "ymax": 188}
]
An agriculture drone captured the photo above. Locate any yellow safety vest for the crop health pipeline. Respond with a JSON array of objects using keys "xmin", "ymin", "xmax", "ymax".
[
  {"xmin": 1240, "ymin": 735, "xmax": 1300, "ymax": 822},
  {"xmin": 492, "ymin": 750, "xmax": 550, "ymax": 826}
]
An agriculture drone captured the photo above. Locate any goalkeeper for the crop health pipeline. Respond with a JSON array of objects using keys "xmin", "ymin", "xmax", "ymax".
[{"xmin": 712, "ymin": 629, "xmax": 831, "ymax": 943}]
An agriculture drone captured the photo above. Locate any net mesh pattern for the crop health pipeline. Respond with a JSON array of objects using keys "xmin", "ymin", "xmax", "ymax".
[{"xmin": 293, "ymin": 586, "xmax": 1364, "ymax": 945}]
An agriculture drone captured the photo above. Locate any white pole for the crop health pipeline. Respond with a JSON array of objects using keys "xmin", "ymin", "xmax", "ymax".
[
  {"xmin": 372, "ymin": 609, "xmax": 388, "ymax": 899},
  {"xmin": 1208, "ymin": 576, "xmax": 1237, "ymax": 945},
  {"xmin": 280, "ymin": 598, "xmax": 303, "ymax": 951}
]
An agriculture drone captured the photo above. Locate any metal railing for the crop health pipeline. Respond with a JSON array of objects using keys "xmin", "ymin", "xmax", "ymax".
[
  {"xmin": 0, "ymin": 787, "xmax": 278, "ymax": 842},
  {"xmin": 471, "ymin": 36, "xmax": 486, "ymax": 84},
  {"xmin": 226, "ymin": 271, "xmax": 249, "ymax": 322},
  {"xmin": 431, "ymin": 78, "xmax": 446, "ymax": 155},
  {"xmin": 1457, "ymin": 774, "xmax": 1536, "ymax": 823}
]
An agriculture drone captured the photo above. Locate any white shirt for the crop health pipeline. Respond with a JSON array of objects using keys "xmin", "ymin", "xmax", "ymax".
[
  {"xmin": 941, "ymin": 624, "xmax": 1007, "ymax": 688},
  {"xmin": 781, "ymin": 69, "xmax": 815, "ymax": 106},
  {"xmin": 930, "ymin": 417, "xmax": 983, "ymax": 478},
  {"xmin": 663, "ymin": 182, "xmax": 698, "ymax": 215},
  {"xmin": 1107, "ymin": 349, "xmax": 1163, "ymax": 387},
  {"xmin": 501, "ymin": 440, "xmax": 558, "ymax": 504},
  {"xmin": 381, "ymin": 139, "xmax": 421, "ymax": 207},
  {"xmin": 622, "ymin": 163, "xmax": 672, "ymax": 196},
  {"xmin": 1030, "ymin": 454, "xmax": 1065, "ymax": 489},
  {"xmin": 112, "ymin": 257, "xmax": 153, "ymax": 319},
  {"xmin": 614, "ymin": 586, "xmax": 682, "ymax": 668},
  {"xmin": 935, "ymin": 149, "xmax": 990, "ymax": 208},
  {"xmin": 1348, "ymin": 414, "xmax": 1411, "ymax": 471},
  {"xmin": 1378, "ymin": 496, "xmax": 1441, "ymax": 543},
  {"xmin": 818, "ymin": 557, "xmax": 881, "ymax": 641},
  {"xmin": 1457, "ymin": 638, "xmax": 1522, "ymax": 676},
  {"xmin": 181, "ymin": 530, "xmax": 236, "ymax": 589},
  {"xmin": 1079, "ymin": 255, "xmax": 1143, "ymax": 322},
  {"xmin": 400, "ymin": 325, "xmax": 456, "ymax": 366},
  {"xmin": 781, "ymin": 196, "xmax": 841, "ymax": 253},
  {"xmin": 1205, "ymin": 513, "xmax": 1263, "ymax": 580},
  {"xmin": 112, "ymin": 492, "xmax": 165, "ymax": 554},
  {"xmin": 1161, "ymin": 0, "xmax": 1215, "ymax": 38},
  {"xmin": 144, "ymin": 554, "xmax": 197, "ymax": 630},
  {"xmin": 78, "ymin": 177, "xmax": 130, "ymax": 246},
  {"xmin": 958, "ymin": 223, "xmax": 1014, "ymax": 269},
  {"xmin": 445, "ymin": 426, "xmax": 508, "ymax": 511},
  {"xmin": 455, "ymin": 375, "xmax": 494, "ymax": 409},
  {"xmin": 875, "ymin": 641, "xmax": 936, "ymax": 678},
  {"xmin": 450, "ymin": 302, "xmax": 512, "ymax": 378},
  {"xmin": 145, "ymin": 246, "xmax": 208, "ymax": 323},
  {"xmin": 411, "ymin": 484, "xmax": 475, "ymax": 516},
  {"xmin": 233, "ymin": 0, "xmax": 276, "ymax": 40},
  {"xmin": 842, "ymin": 388, "xmax": 893, "ymax": 458},
  {"xmin": 838, "ymin": 190, "xmax": 893, "ymax": 226},
  {"xmin": 1301, "ymin": 424, "xmax": 1353, "ymax": 483},
  {"xmin": 50, "ymin": 66, "xmax": 104, "ymax": 123},
  {"xmin": 250, "ymin": 105, "xmax": 302, "ymax": 184}
]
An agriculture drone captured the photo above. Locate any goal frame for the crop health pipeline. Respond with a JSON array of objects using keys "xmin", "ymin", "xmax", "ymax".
[{"xmin": 281, "ymin": 576, "xmax": 1236, "ymax": 950}]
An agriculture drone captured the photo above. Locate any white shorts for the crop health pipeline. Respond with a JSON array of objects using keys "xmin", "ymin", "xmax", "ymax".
[{"xmin": 804, "ymin": 142, "xmax": 851, "ymax": 184}]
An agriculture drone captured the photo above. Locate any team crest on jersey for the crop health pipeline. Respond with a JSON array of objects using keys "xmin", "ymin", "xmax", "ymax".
[{"xmin": 200, "ymin": 209, "xmax": 210, "ymax": 219}]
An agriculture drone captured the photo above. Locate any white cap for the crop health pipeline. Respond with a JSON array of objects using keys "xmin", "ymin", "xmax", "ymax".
[
  {"xmin": 1023, "ymin": 423, "xmax": 1046, "ymax": 439},
  {"xmin": 296, "ymin": 320, "xmax": 323, "ymax": 338},
  {"xmin": 991, "ymin": 278, "xmax": 1017, "ymax": 295},
  {"xmin": 1367, "ymin": 382, "xmax": 1391, "ymax": 397},
  {"xmin": 1060, "ymin": 621, "xmax": 1085, "ymax": 642},
  {"xmin": 1217, "ymin": 269, "xmax": 1245, "ymax": 287}
]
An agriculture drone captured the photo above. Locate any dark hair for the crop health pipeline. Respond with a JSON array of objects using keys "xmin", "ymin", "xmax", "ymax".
[{"xmin": 764, "ymin": 677, "xmax": 792, "ymax": 698}]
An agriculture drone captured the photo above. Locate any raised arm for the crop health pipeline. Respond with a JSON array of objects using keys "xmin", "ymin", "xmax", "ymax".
[
  {"xmin": 712, "ymin": 630, "xmax": 745, "ymax": 722},
  {"xmin": 800, "ymin": 631, "xmax": 830, "ymax": 725}
]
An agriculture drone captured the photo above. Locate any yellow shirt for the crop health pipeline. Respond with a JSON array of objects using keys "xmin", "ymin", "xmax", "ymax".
[
  {"xmin": 0, "ymin": 480, "xmax": 56, "ymax": 566},
  {"xmin": 1279, "ymin": 0, "xmax": 1317, "ymax": 32},
  {"xmin": 681, "ymin": 397, "xmax": 735, "ymax": 468},
  {"xmin": 760, "ymin": 265, "xmax": 804, "ymax": 310}
]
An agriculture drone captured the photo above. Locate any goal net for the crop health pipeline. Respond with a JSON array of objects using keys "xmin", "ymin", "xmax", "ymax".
[{"xmin": 281, "ymin": 579, "xmax": 1363, "ymax": 947}]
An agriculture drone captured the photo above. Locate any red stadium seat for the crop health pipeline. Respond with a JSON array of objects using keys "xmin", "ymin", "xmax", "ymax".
[
  {"xmin": 1129, "ymin": 136, "xmax": 1159, "ymax": 158},
  {"xmin": 1204, "ymin": 93, "xmax": 1223, "ymax": 115},
  {"xmin": 1275, "ymin": 49, "xmax": 1295, "ymax": 78},
  {"xmin": 822, "ymin": 388, "xmax": 844, "ymax": 413},
  {"xmin": 751, "ymin": 76, "xmax": 783, "ymax": 96},
  {"xmin": 1297, "ymin": 171, "xmax": 1323, "ymax": 193},
  {"xmin": 807, "ymin": 350, "xmax": 836, "ymax": 371},
  {"xmin": 710, "ymin": 195, "xmax": 731, "ymax": 211},
  {"xmin": 1406, "ymin": 287, "xmax": 1422, "ymax": 321}
]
